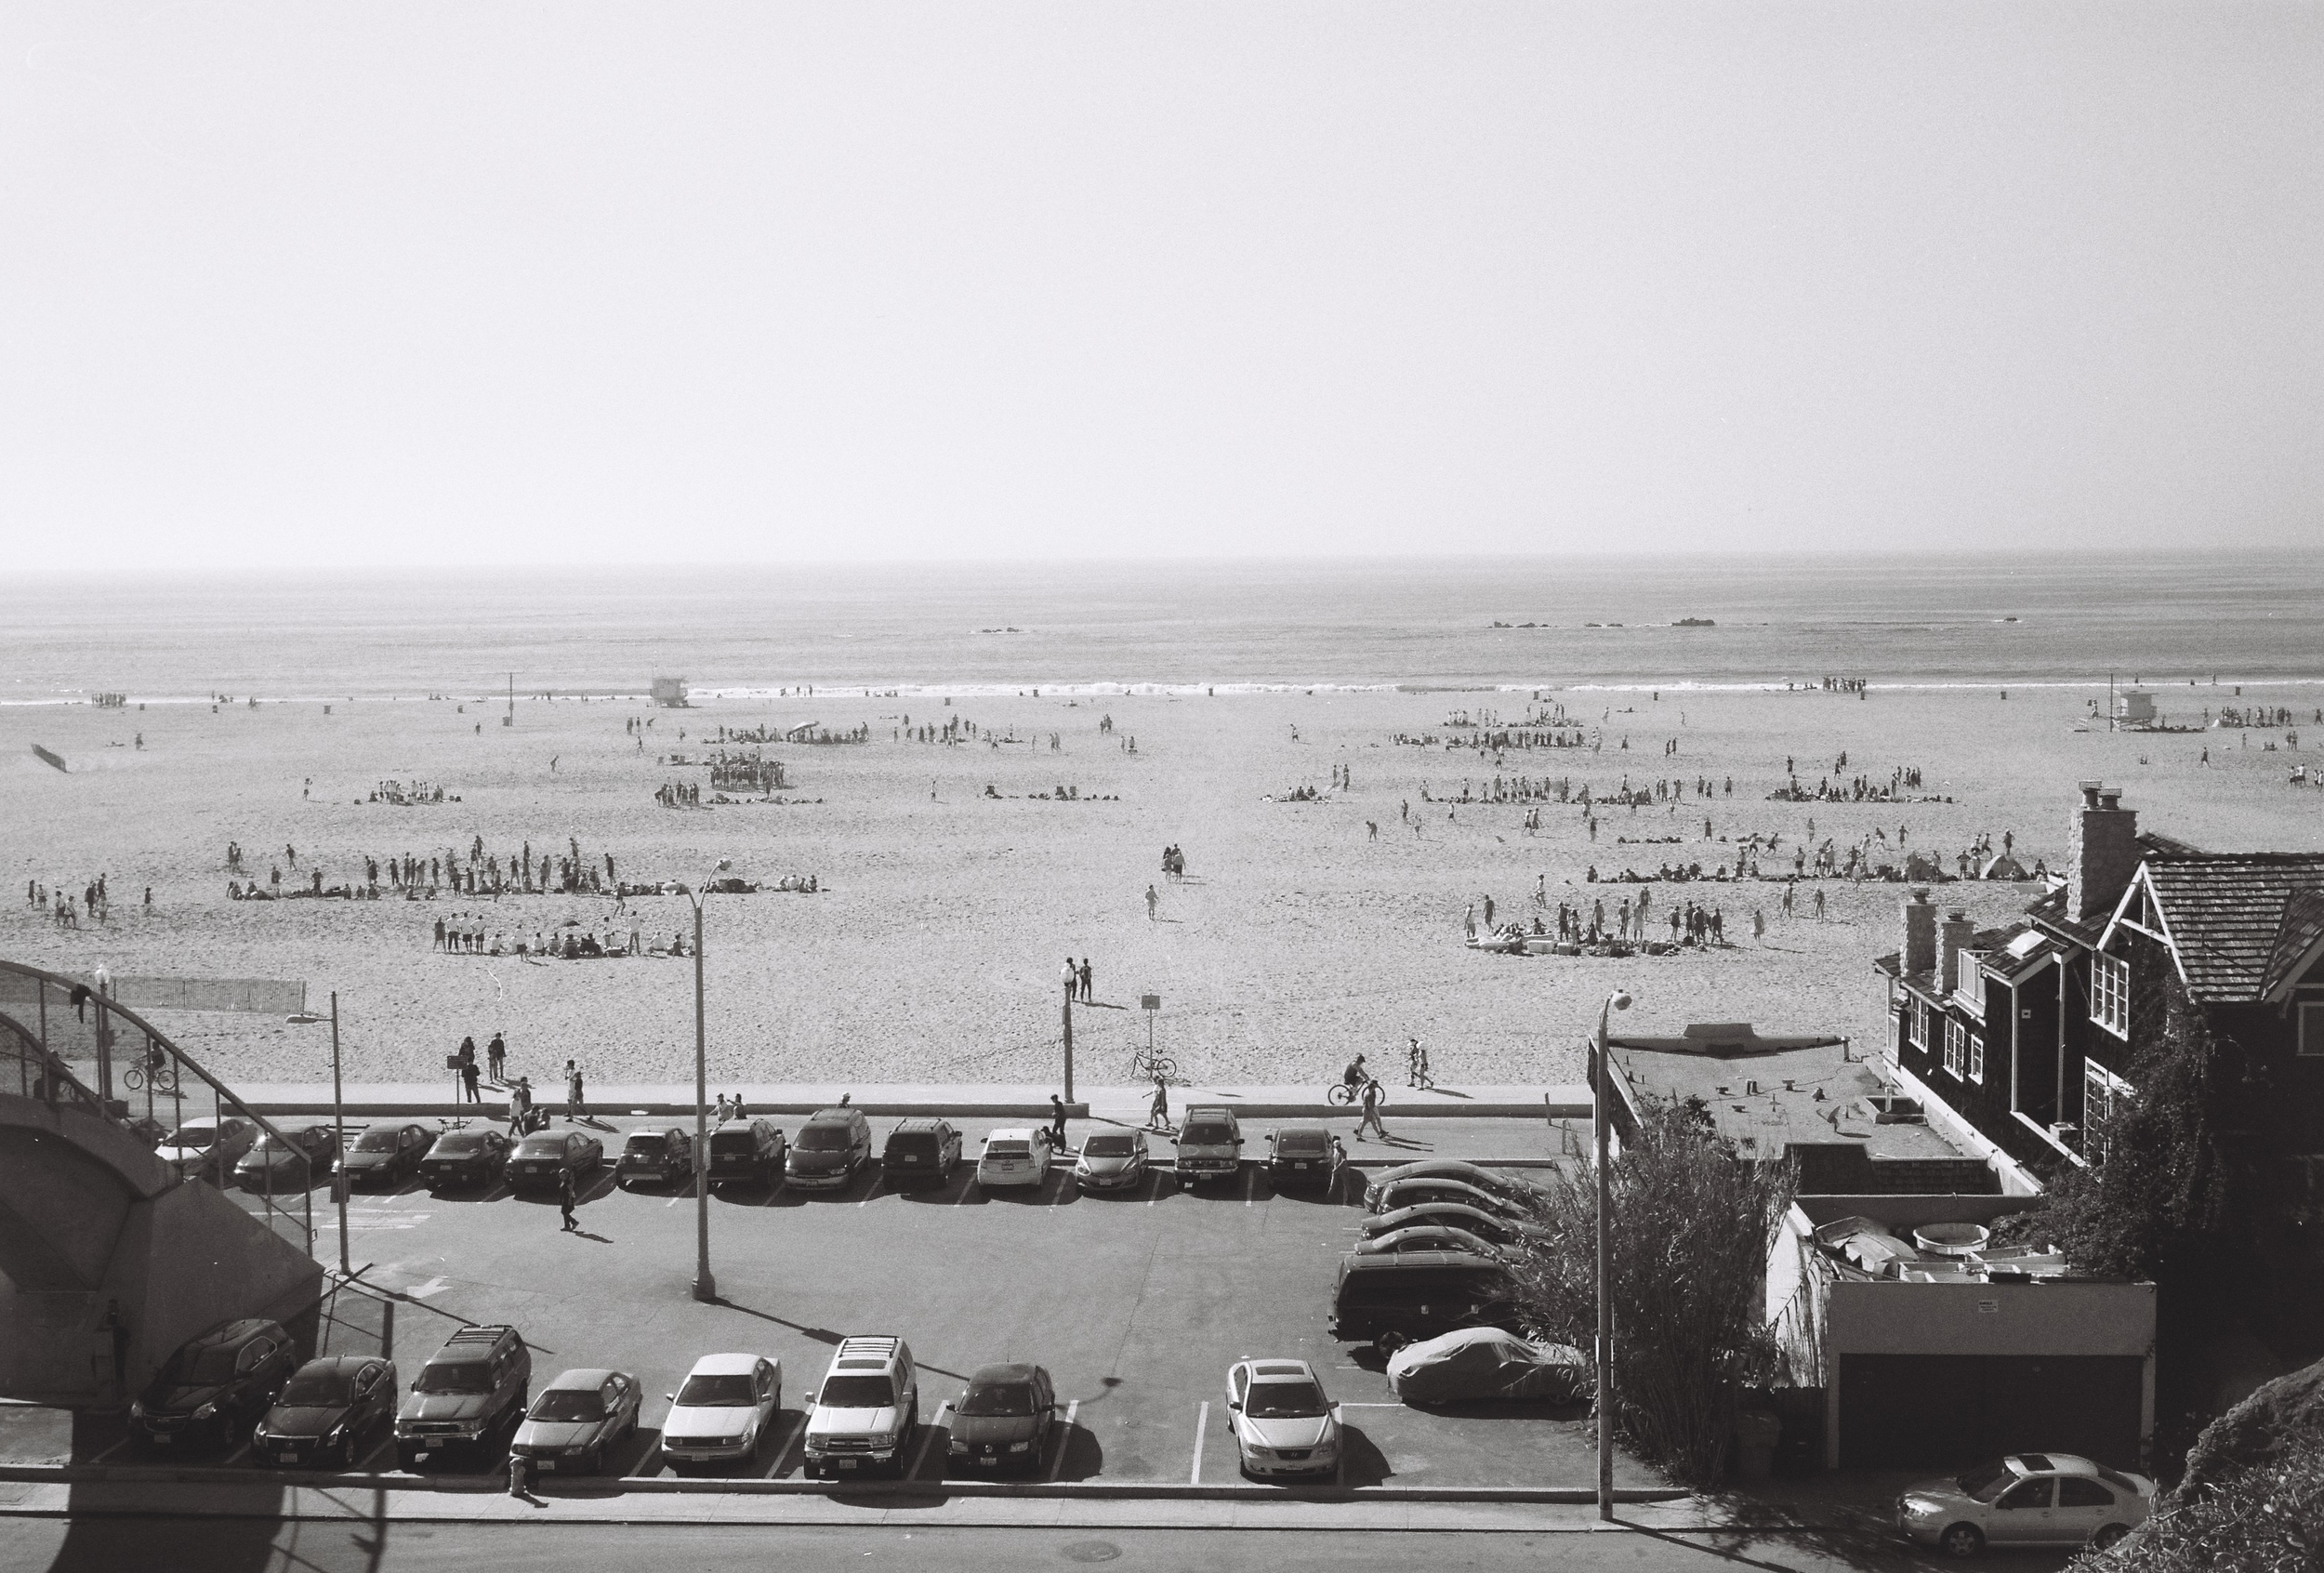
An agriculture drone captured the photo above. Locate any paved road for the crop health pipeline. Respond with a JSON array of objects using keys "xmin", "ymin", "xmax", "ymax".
[{"xmin": 0, "ymin": 1518, "xmax": 2074, "ymax": 1573}]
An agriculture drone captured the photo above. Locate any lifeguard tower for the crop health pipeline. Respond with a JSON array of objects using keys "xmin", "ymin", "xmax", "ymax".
[
  {"xmin": 2113, "ymin": 690, "xmax": 2156, "ymax": 726},
  {"xmin": 651, "ymin": 675, "xmax": 691, "ymax": 708}
]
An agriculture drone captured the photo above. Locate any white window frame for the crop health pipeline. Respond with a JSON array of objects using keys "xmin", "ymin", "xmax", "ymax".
[
  {"xmin": 1968, "ymin": 1030, "xmax": 1985, "ymax": 1084},
  {"xmin": 1944, "ymin": 1017, "xmax": 1965, "ymax": 1078},
  {"xmin": 2091, "ymin": 952, "xmax": 2131, "ymax": 1040},
  {"xmin": 2084, "ymin": 1061, "xmax": 2134, "ymax": 1157},
  {"xmin": 2299, "ymin": 999, "xmax": 2324, "ymax": 1058}
]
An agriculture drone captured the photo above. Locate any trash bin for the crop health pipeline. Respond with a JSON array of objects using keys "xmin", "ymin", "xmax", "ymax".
[{"xmin": 1733, "ymin": 1409, "xmax": 1781, "ymax": 1482}]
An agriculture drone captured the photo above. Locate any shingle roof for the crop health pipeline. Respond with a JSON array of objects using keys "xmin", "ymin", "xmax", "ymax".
[{"xmin": 2145, "ymin": 853, "xmax": 2324, "ymax": 1003}]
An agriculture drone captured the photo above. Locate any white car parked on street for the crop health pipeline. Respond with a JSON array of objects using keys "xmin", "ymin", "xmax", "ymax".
[
  {"xmin": 659, "ymin": 1353, "xmax": 781, "ymax": 1470},
  {"xmin": 1896, "ymin": 1452, "xmax": 2155, "ymax": 1556},
  {"xmin": 1223, "ymin": 1357, "xmax": 1340, "ymax": 1481},
  {"xmin": 975, "ymin": 1128, "xmax": 1055, "ymax": 1190}
]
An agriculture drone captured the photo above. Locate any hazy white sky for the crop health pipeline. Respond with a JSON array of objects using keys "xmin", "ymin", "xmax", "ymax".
[{"xmin": 4, "ymin": 2, "xmax": 2318, "ymax": 569}]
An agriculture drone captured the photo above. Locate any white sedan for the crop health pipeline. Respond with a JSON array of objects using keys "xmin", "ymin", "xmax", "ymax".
[
  {"xmin": 975, "ymin": 1128, "xmax": 1055, "ymax": 1190},
  {"xmin": 1224, "ymin": 1357, "xmax": 1340, "ymax": 1481},
  {"xmin": 660, "ymin": 1354, "xmax": 782, "ymax": 1469},
  {"xmin": 1896, "ymin": 1452, "xmax": 2155, "ymax": 1556}
]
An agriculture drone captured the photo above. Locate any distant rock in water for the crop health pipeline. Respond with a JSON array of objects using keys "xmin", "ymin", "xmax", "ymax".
[{"xmin": 1671, "ymin": 617, "xmax": 1716, "ymax": 628}]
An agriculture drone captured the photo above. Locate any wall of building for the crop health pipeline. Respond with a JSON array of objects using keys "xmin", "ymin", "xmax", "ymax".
[
  {"xmin": 1827, "ymin": 1278, "xmax": 2153, "ymax": 1357},
  {"xmin": 1792, "ymin": 1143, "xmax": 1997, "ymax": 1196}
]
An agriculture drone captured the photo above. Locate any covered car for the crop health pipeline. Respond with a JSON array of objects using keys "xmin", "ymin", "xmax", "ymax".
[
  {"xmin": 1385, "ymin": 1328, "xmax": 1590, "ymax": 1406},
  {"xmin": 1363, "ymin": 1160, "xmax": 1531, "ymax": 1209}
]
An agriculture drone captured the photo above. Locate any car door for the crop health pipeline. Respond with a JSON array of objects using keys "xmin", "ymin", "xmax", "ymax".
[
  {"xmin": 1989, "ymin": 1478, "xmax": 2056, "ymax": 1543},
  {"xmin": 353, "ymin": 1362, "xmax": 385, "ymax": 1431},
  {"xmin": 1228, "ymin": 1366, "xmax": 1251, "ymax": 1445},
  {"xmin": 2053, "ymin": 1475, "xmax": 2118, "ymax": 1542},
  {"xmin": 232, "ymin": 1335, "xmax": 274, "ymax": 1419},
  {"xmin": 754, "ymin": 1361, "xmax": 777, "ymax": 1435}
]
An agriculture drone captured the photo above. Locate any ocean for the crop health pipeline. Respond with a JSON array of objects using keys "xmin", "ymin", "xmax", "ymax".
[{"xmin": 6, "ymin": 553, "xmax": 2320, "ymax": 703}]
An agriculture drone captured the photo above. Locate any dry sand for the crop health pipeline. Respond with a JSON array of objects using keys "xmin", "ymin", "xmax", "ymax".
[{"xmin": 7, "ymin": 681, "xmax": 2321, "ymax": 1093}]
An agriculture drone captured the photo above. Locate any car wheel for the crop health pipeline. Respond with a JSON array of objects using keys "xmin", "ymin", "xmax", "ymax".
[
  {"xmin": 2091, "ymin": 1524, "xmax": 2128, "ymax": 1551},
  {"xmin": 1940, "ymin": 1523, "xmax": 1985, "ymax": 1558}
]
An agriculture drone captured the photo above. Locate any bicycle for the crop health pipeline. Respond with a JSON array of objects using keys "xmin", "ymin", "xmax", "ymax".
[
  {"xmin": 1130, "ymin": 1051, "xmax": 1180, "ymax": 1084},
  {"xmin": 124, "ymin": 1059, "xmax": 180, "ymax": 1097},
  {"xmin": 1327, "ymin": 1080, "xmax": 1361, "ymax": 1106}
]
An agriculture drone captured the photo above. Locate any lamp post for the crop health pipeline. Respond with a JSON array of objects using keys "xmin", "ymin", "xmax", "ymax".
[
  {"xmin": 680, "ymin": 861, "xmax": 731, "ymax": 1304},
  {"xmin": 1595, "ymin": 987, "xmax": 1631, "ymax": 1522}
]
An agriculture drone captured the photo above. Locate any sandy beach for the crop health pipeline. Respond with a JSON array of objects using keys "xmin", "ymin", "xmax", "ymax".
[{"xmin": 7, "ymin": 681, "xmax": 2321, "ymax": 1094}]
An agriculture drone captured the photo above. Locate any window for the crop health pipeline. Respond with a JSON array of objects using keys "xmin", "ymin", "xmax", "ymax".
[
  {"xmin": 2300, "ymin": 1000, "xmax": 2324, "ymax": 1058},
  {"xmin": 1944, "ymin": 1017, "xmax": 1965, "ymax": 1078},
  {"xmin": 1907, "ymin": 997, "xmax": 1930, "ymax": 1053},
  {"xmin": 2058, "ymin": 1477, "xmax": 2115, "ymax": 1509},
  {"xmin": 2092, "ymin": 952, "xmax": 2131, "ymax": 1038},
  {"xmin": 1968, "ymin": 1030, "xmax": 1985, "ymax": 1084},
  {"xmin": 2084, "ymin": 1061, "xmax": 2135, "ymax": 1158}
]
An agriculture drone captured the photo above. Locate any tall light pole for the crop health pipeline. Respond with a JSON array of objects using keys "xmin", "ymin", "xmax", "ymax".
[
  {"xmin": 1595, "ymin": 987, "xmax": 1631, "ymax": 1522},
  {"xmin": 680, "ymin": 861, "xmax": 731, "ymax": 1304}
]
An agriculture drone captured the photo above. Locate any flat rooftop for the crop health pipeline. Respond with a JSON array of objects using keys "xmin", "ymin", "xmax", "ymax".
[{"xmin": 1606, "ymin": 1024, "xmax": 1970, "ymax": 1163}]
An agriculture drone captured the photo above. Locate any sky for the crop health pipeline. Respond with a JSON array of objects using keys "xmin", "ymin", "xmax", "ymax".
[{"xmin": 3, "ymin": 1, "xmax": 2319, "ymax": 570}]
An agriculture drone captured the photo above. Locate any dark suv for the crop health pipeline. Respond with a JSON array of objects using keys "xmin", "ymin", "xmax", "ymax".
[
  {"xmin": 1326, "ymin": 1250, "xmax": 1519, "ymax": 1356},
  {"xmin": 706, "ymin": 1118, "xmax": 787, "ymax": 1189},
  {"xmin": 786, "ymin": 1105, "xmax": 873, "ymax": 1191},
  {"xmin": 132, "ymin": 1318, "xmax": 300, "ymax": 1450},
  {"xmin": 395, "ymin": 1324, "xmax": 532, "ymax": 1466},
  {"xmin": 880, "ymin": 1118, "xmax": 962, "ymax": 1189},
  {"xmin": 615, "ymin": 1128, "xmax": 695, "ymax": 1189}
]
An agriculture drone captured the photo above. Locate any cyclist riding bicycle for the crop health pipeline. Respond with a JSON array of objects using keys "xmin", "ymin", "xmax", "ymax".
[{"xmin": 1341, "ymin": 1053, "xmax": 1367, "ymax": 1091}]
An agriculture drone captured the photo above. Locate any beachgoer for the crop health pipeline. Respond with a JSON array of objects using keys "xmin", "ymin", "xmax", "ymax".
[
  {"xmin": 559, "ymin": 1167, "xmax": 578, "ymax": 1232},
  {"xmin": 1145, "ymin": 885, "xmax": 1158, "ymax": 920},
  {"xmin": 1355, "ymin": 1078, "xmax": 1389, "ymax": 1142},
  {"xmin": 1078, "ymin": 958, "xmax": 1092, "ymax": 1003},
  {"xmin": 486, "ymin": 1031, "xmax": 506, "ymax": 1082},
  {"xmin": 564, "ymin": 1060, "xmax": 586, "ymax": 1121}
]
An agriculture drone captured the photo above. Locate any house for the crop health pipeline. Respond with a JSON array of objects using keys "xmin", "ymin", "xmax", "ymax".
[
  {"xmin": 1873, "ymin": 782, "xmax": 2324, "ymax": 1335},
  {"xmin": 1601, "ymin": 1024, "xmax": 2156, "ymax": 1471}
]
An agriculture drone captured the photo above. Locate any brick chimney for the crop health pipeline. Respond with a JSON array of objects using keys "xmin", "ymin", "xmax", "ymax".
[
  {"xmin": 1900, "ymin": 889, "xmax": 1936, "ymax": 977},
  {"xmin": 2067, "ymin": 781, "xmax": 2141, "ymax": 919},
  {"xmin": 1939, "ymin": 909, "xmax": 1975, "ymax": 993}
]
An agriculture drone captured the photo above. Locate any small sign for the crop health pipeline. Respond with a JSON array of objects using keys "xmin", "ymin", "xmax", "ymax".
[
  {"xmin": 1141, "ymin": 994, "xmax": 1161, "ymax": 1011},
  {"xmin": 1976, "ymin": 1299, "xmax": 2000, "ymax": 1314}
]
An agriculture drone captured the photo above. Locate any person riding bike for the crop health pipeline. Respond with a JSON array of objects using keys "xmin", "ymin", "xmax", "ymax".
[{"xmin": 1341, "ymin": 1052, "xmax": 1367, "ymax": 1091}]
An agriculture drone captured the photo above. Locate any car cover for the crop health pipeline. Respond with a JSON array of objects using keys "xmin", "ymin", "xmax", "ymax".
[{"xmin": 1386, "ymin": 1328, "xmax": 1590, "ymax": 1405}]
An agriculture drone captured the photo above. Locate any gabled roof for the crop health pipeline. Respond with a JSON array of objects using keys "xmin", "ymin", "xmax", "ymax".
[{"xmin": 2140, "ymin": 853, "xmax": 2324, "ymax": 1003}]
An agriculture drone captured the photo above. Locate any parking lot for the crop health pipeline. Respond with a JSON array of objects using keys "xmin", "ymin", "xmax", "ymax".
[{"xmin": 125, "ymin": 1112, "xmax": 1645, "ymax": 1493}]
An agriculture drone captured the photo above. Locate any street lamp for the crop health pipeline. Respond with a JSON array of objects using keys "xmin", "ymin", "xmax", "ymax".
[
  {"xmin": 677, "ymin": 861, "xmax": 732, "ymax": 1304},
  {"xmin": 1595, "ymin": 987, "xmax": 1632, "ymax": 1522}
]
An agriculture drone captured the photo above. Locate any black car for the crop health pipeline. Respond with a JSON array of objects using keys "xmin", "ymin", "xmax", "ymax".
[
  {"xmin": 706, "ymin": 1118, "xmax": 787, "ymax": 1189},
  {"xmin": 255, "ymin": 1355, "xmax": 399, "ymax": 1469},
  {"xmin": 232, "ymin": 1122, "xmax": 341, "ymax": 1193},
  {"xmin": 420, "ymin": 1128, "xmax": 513, "ymax": 1190},
  {"xmin": 505, "ymin": 1129, "xmax": 602, "ymax": 1192},
  {"xmin": 880, "ymin": 1117, "xmax": 962, "ymax": 1189},
  {"xmin": 947, "ymin": 1363, "xmax": 1057, "ymax": 1474},
  {"xmin": 132, "ymin": 1318, "xmax": 301, "ymax": 1450},
  {"xmin": 1326, "ymin": 1250, "xmax": 1520, "ymax": 1355},
  {"xmin": 339, "ymin": 1122, "xmax": 437, "ymax": 1189},
  {"xmin": 616, "ymin": 1127, "xmax": 694, "ymax": 1189},
  {"xmin": 785, "ymin": 1105, "xmax": 873, "ymax": 1191}
]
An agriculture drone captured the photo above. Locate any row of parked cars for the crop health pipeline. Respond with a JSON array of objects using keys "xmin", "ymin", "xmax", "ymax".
[{"xmin": 158, "ymin": 1104, "xmax": 1368, "ymax": 1198}]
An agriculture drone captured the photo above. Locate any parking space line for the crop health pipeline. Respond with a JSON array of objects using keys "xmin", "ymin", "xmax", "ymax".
[
  {"xmin": 1243, "ymin": 1167, "xmax": 1256, "ymax": 1207},
  {"xmin": 1046, "ymin": 1399, "xmax": 1077, "ymax": 1481},
  {"xmin": 906, "ymin": 1402, "xmax": 948, "ymax": 1478},
  {"xmin": 1190, "ymin": 1400, "xmax": 1208, "ymax": 1485},
  {"xmin": 857, "ymin": 1178, "xmax": 882, "ymax": 1209},
  {"xmin": 953, "ymin": 1178, "xmax": 975, "ymax": 1206},
  {"xmin": 762, "ymin": 1412, "xmax": 809, "ymax": 1477}
]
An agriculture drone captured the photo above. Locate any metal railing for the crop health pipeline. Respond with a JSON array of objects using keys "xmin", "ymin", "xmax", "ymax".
[{"xmin": 0, "ymin": 958, "xmax": 315, "ymax": 1259}]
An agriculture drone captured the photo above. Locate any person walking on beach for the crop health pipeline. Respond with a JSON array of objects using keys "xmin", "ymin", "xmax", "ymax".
[
  {"xmin": 564, "ymin": 1060, "xmax": 586, "ymax": 1122},
  {"xmin": 1145, "ymin": 885, "xmax": 1158, "ymax": 920},
  {"xmin": 1077, "ymin": 958, "xmax": 1092, "ymax": 1003},
  {"xmin": 1814, "ymin": 887, "xmax": 1827, "ymax": 922},
  {"xmin": 1354, "ymin": 1077, "xmax": 1389, "ymax": 1143},
  {"xmin": 486, "ymin": 1031, "xmax": 507, "ymax": 1083},
  {"xmin": 558, "ymin": 1166, "xmax": 578, "ymax": 1232}
]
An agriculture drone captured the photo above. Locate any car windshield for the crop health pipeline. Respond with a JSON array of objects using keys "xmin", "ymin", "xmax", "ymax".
[
  {"xmin": 625, "ymin": 1134, "xmax": 667, "ymax": 1155},
  {"xmin": 355, "ymin": 1130, "xmax": 403, "ymax": 1153},
  {"xmin": 530, "ymin": 1390, "xmax": 604, "ymax": 1422},
  {"xmin": 165, "ymin": 1126, "xmax": 216, "ymax": 1150},
  {"xmin": 984, "ymin": 1142, "xmax": 1029, "ymax": 1157},
  {"xmin": 433, "ymin": 1134, "xmax": 487, "ymax": 1155},
  {"xmin": 279, "ymin": 1369, "xmax": 354, "ymax": 1407},
  {"xmin": 416, "ymin": 1362, "xmax": 493, "ymax": 1395},
  {"xmin": 1276, "ymin": 1134, "xmax": 1327, "ymax": 1155},
  {"xmin": 1182, "ymin": 1123, "xmax": 1234, "ymax": 1144},
  {"xmin": 1959, "ymin": 1460, "xmax": 2019, "ymax": 1501},
  {"xmin": 1247, "ymin": 1381, "xmax": 1327, "ymax": 1418},
  {"xmin": 798, "ymin": 1127, "xmax": 852, "ymax": 1151},
  {"xmin": 676, "ymin": 1373, "xmax": 758, "ymax": 1407},
  {"xmin": 819, "ymin": 1376, "xmax": 893, "ymax": 1408},
  {"xmin": 1081, "ymin": 1133, "xmax": 1134, "ymax": 1157},
  {"xmin": 959, "ymin": 1381, "xmax": 1037, "ymax": 1416},
  {"xmin": 160, "ymin": 1345, "xmax": 241, "ymax": 1386}
]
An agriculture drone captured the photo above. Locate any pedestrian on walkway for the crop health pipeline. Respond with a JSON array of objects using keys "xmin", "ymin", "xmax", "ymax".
[
  {"xmin": 1145, "ymin": 1074, "xmax": 1171, "ymax": 1133},
  {"xmin": 1355, "ymin": 1078, "xmax": 1389, "ymax": 1142},
  {"xmin": 460, "ymin": 1056, "xmax": 482, "ymax": 1104},
  {"xmin": 1048, "ymin": 1094, "xmax": 1069, "ymax": 1151},
  {"xmin": 564, "ymin": 1059, "xmax": 586, "ymax": 1121},
  {"xmin": 558, "ymin": 1166, "xmax": 578, "ymax": 1232},
  {"xmin": 486, "ymin": 1031, "xmax": 506, "ymax": 1083},
  {"xmin": 507, "ymin": 1077, "xmax": 532, "ymax": 1136}
]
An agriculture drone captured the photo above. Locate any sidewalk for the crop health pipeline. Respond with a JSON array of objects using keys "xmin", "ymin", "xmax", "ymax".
[{"xmin": 234, "ymin": 1081, "xmax": 1593, "ymax": 1123}]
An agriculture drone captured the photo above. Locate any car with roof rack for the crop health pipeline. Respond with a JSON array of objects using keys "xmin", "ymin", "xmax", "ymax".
[
  {"xmin": 880, "ymin": 1117, "xmax": 961, "ymax": 1189},
  {"xmin": 786, "ymin": 1105, "xmax": 873, "ymax": 1191},
  {"xmin": 706, "ymin": 1119, "xmax": 787, "ymax": 1190},
  {"xmin": 395, "ymin": 1324, "xmax": 531, "ymax": 1466},
  {"xmin": 1173, "ymin": 1107, "xmax": 1244, "ymax": 1187},
  {"xmin": 803, "ymin": 1335, "xmax": 919, "ymax": 1478}
]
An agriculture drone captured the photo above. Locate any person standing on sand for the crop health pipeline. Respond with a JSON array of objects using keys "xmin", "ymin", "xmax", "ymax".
[
  {"xmin": 1061, "ymin": 957, "xmax": 1077, "ymax": 1001},
  {"xmin": 1078, "ymin": 958, "xmax": 1093, "ymax": 1003},
  {"xmin": 1145, "ymin": 885, "xmax": 1158, "ymax": 920},
  {"xmin": 1814, "ymin": 888, "xmax": 1827, "ymax": 921},
  {"xmin": 1753, "ymin": 908, "xmax": 1766, "ymax": 943}
]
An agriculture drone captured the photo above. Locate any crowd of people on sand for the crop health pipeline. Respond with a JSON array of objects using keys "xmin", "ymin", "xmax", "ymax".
[
  {"xmin": 29, "ymin": 877, "xmax": 149, "ymax": 927},
  {"xmin": 368, "ymin": 780, "xmax": 450, "ymax": 805},
  {"xmin": 654, "ymin": 780, "xmax": 705, "ymax": 807},
  {"xmin": 432, "ymin": 916, "xmax": 691, "ymax": 960},
  {"xmin": 211, "ymin": 836, "xmax": 640, "ymax": 905},
  {"xmin": 1464, "ymin": 887, "xmax": 1734, "ymax": 954}
]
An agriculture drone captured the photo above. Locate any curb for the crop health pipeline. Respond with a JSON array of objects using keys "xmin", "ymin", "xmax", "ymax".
[
  {"xmin": 251, "ymin": 1103, "xmax": 1590, "ymax": 1122},
  {"xmin": 0, "ymin": 1461, "xmax": 1688, "ymax": 1506}
]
